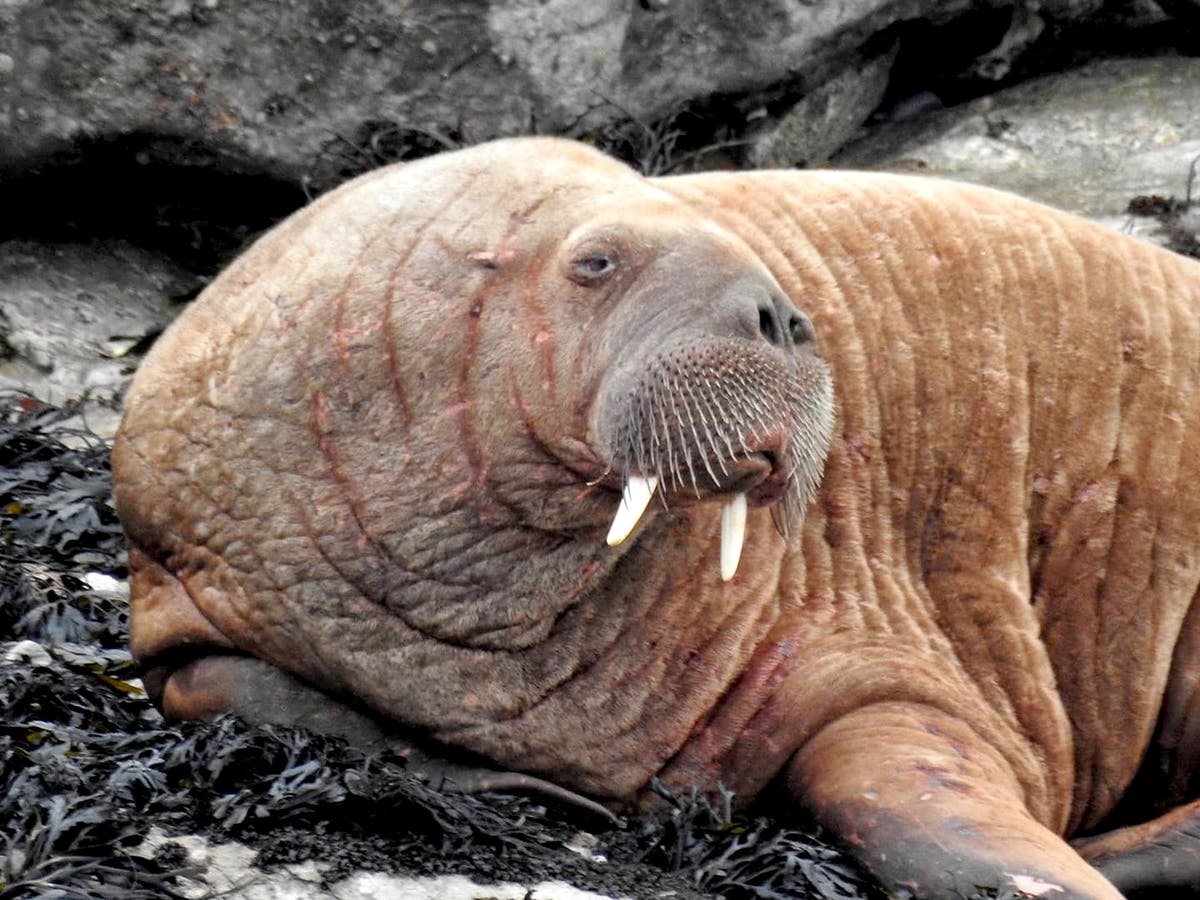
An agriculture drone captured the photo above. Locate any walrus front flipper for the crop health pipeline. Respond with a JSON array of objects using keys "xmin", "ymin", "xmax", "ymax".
[
  {"xmin": 1074, "ymin": 797, "xmax": 1200, "ymax": 897},
  {"xmin": 154, "ymin": 654, "xmax": 397, "ymax": 747},
  {"xmin": 155, "ymin": 655, "xmax": 615, "ymax": 820},
  {"xmin": 786, "ymin": 703, "xmax": 1124, "ymax": 900}
]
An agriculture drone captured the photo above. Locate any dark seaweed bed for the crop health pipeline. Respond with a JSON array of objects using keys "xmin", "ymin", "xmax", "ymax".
[{"xmin": 0, "ymin": 392, "xmax": 893, "ymax": 900}]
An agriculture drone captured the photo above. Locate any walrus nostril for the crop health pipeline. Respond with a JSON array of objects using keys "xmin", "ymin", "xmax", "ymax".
[
  {"xmin": 758, "ymin": 304, "xmax": 782, "ymax": 346},
  {"xmin": 789, "ymin": 312, "xmax": 815, "ymax": 346},
  {"xmin": 758, "ymin": 300, "xmax": 814, "ymax": 350}
]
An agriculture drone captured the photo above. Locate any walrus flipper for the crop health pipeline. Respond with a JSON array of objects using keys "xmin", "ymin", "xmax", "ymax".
[
  {"xmin": 786, "ymin": 703, "xmax": 1125, "ymax": 899},
  {"xmin": 153, "ymin": 654, "xmax": 396, "ymax": 745},
  {"xmin": 1075, "ymin": 797, "xmax": 1200, "ymax": 897},
  {"xmin": 151, "ymin": 654, "xmax": 615, "ymax": 820}
]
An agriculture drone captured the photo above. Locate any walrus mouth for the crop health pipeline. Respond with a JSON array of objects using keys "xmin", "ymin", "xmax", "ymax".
[
  {"xmin": 606, "ymin": 474, "xmax": 752, "ymax": 581},
  {"xmin": 599, "ymin": 338, "xmax": 834, "ymax": 581}
]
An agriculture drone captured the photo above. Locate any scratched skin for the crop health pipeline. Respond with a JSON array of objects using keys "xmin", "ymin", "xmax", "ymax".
[{"xmin": 113, "ymin": 138, "xmax": 1200, "ymax": 898}]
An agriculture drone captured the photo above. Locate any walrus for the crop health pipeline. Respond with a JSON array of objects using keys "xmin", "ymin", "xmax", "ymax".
[{"xmin": 112, "ymin": 137, "xmax": 1200, "ymax": 899}]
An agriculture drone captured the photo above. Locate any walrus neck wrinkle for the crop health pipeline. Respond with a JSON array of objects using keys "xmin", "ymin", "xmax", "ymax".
[
  {"xmin": 441, "ymin": 512, "xmax": 789, "ymax": 799},
  {"xmin": 382, "ymin": 513, "xmax": 615, "ymax": 652}
]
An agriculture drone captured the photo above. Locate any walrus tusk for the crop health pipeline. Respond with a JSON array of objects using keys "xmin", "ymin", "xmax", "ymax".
[
  {"xmin": 607, "ymin": 474, "xmax": 749, "ymax": 581},
  {"xmin": 720, "ymin": 493, "xmax": 748, "ymax": 582},
  {"xmin": 606, "ymin": 474, "xmax": 659, "ymax": 546}
]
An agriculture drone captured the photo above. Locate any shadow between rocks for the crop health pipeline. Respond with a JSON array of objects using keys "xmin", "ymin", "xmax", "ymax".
[{"xmin": 0, "ymin": 134, "xmax": 308, "ymax": 276}]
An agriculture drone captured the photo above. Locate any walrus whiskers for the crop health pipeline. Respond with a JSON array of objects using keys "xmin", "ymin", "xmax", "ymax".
[{"xmin": 601, "ymin": 341, "xmax": 829, "ymax": 578}]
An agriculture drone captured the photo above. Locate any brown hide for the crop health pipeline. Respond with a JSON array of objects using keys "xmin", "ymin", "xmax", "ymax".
[{"xmin": 661, "ymin": 169, "xmax": 1200, "ymax": 827}]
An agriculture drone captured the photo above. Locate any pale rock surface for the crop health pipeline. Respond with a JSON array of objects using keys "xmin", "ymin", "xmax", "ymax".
[
  {"xmin": 134, "ymin": 830, "xmax": 634, "ymax": 900},
  {"xmin": 0, "ymin": 240, "xmax": 197, "ymax": 437},
  {"xmin": 836, "ymin": 56, "xmax": 1200, "ymax": 243}
]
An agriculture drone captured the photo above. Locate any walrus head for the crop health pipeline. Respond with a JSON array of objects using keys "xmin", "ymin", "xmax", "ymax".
[
  {"xmin": 581, "ymin": 218, "xmax": 835, "ymax": 577},
  {"xmin": 116, "ymin": 138, "xmax": 836, "ymax": 665},
  {"xmin": 350, "ymin": 138, "xmax": 837, "ymax": 593}
]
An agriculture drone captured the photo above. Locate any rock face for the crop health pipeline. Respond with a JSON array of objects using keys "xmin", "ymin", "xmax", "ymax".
[
  {"xmin": 750, "ymin": 44, "xmax": 898, "ymax": 169},
  {"xmin": 836, "ymin": 55, "xmax": 1200, "ymax": 229},
  {"xmin": 0, "ymin": 0, "xmax": 1184, "ymax": 186},
  {"xmin": 0, "ymin": 241, "xmax": 198, "ymax": 437}
]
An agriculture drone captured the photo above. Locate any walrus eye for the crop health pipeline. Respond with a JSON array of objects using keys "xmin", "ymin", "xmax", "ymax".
[{"xmin": 569, "ymin": 251, "xmax": 619, "ymax": 285}]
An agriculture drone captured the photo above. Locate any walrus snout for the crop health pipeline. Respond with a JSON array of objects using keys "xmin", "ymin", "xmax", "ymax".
[
  {"xmin": 596, "ymin": 325, "xmax": 834, "ymax": 578},
  {"xmin": 564, "ymin": 214, "xmax": 833, "ymax": 577},
  {"xmin": 756, "ymin": 293, "xmax": 817, "ymax": 352},
  {"xmin": 707, "ymin": 272, "xmax": 818, "ymax": 356}
]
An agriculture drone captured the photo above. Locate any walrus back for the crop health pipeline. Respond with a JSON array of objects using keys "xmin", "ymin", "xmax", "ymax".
[{"xmin": 661, "ymin": 169, "xmax": 1200, "ymax": 831}]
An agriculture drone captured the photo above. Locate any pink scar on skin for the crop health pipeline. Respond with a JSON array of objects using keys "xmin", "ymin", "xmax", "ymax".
[{"xmin": 469, "ymin": 248, "xmax": 517, "ymax": 268}]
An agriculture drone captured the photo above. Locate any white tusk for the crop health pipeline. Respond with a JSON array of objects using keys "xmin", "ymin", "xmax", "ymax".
[
  {"xmin": 720, "ymin": 493, "xmax": 748, "ymax": 582},
  {"xmin": 606, "ymin": 475, "xmax": 659, "ymax": 546}
]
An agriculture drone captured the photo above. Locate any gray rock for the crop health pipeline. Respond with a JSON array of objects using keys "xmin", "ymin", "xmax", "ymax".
[
  {"xmin": 750, "ymin": 46, "xmax": 897, "ymax": 168},
  {"xmin": 836, "ymin": 56, "xmax": 1200, "ymax": 233},
  {"xmin": 965, "ymin": 1, "xmax": 1046, "ymax": 81},
  {"xmin": 133, "ymin": 830, "xmax": 629, "ymax": 900},
  {"xmin": 0, "ymin": 0, "xmax": 1169, "ymax": 186},
  {"xmin": 0, "ymin": 240, "xmax": 200, "ymax": 436},
  {"xmin": 3, "ymin": 639, "xmax": 53, "ymax": 668}
]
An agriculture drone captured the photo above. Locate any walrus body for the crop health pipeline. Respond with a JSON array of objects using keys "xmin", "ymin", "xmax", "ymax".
[{"xmin": 113, "ymin": 138, "xmax": 1200, "ymax": 898}]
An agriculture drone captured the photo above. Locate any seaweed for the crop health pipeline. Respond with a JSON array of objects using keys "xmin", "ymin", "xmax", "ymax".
[
  {"xmin": 1126, "ymin": 154, "xmax": 1200, "ymax": 261},
  {"xmin": 628, "ymin": 783, "xmax": 882, "ymax": 900}
]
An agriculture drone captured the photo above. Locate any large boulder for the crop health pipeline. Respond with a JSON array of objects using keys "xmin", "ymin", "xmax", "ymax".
[
  {"xmin": 0, "ymin": 0, "xmax": 1172, "ymax": 187},
  {"xmin": 836, "ymin": 55, "xmax": 1200, "ymax": 233}
]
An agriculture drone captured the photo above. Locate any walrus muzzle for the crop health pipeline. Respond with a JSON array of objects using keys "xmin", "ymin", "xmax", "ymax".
[{"xmin": 591, "ymin": 261, "xmax": 835, "ymax": 578}]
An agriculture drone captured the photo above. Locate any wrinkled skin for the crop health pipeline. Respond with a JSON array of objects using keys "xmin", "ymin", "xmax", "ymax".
[{"xmin": 113, "ymin": 138, "xmax": 1200, "ymax": 899}]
